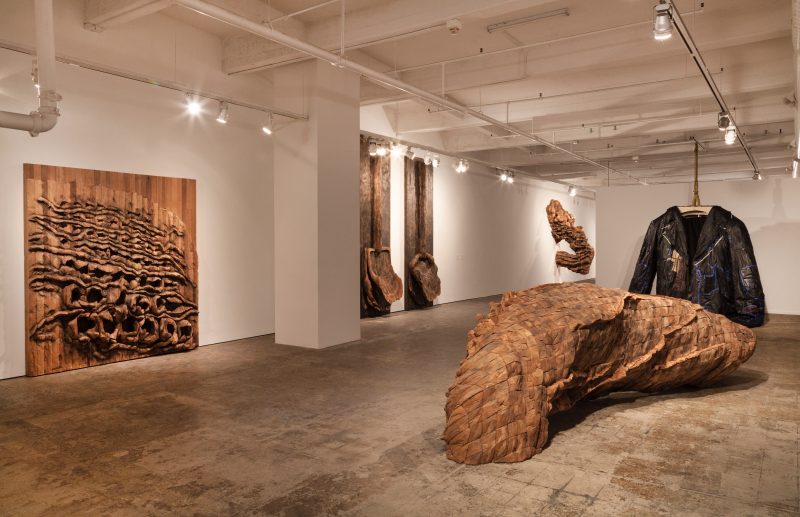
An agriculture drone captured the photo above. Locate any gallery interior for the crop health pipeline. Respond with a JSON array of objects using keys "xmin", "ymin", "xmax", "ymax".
[{"xmin": 0, "ymin": 0, "xmax": 798, "ymax": 515}]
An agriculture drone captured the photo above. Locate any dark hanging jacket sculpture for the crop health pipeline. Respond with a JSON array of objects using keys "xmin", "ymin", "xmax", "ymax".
[{"xmin": 629, "ymin": 206, "xmax": 764, "ymax": 327}]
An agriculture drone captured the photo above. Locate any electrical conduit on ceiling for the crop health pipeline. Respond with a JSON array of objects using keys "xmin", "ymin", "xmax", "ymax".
[
  {"xmin": 0, "ymin": 0, "xmax": 60, "ymax": 136},
  {"xmin": 173, "ymin": 0, "xmax": 645, "ymax": 185}
]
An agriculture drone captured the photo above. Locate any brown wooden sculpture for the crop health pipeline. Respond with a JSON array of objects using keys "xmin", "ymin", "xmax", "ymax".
[
  {"xmin": 360, "ymin": 138, "xmax": 402, "ymax": 316},
  {"xmin": 443, "ymin": 282, "xmax": 756, "ymax": 464},
  {"xmin": 546, "ymin": 199, "xmax": 594, "ymax": 275},
  {"xmin": 24, "ymin": 164, "xmax": 198, "ymax": 376},
  {"xmin": 405, "ymin": 157, "xmax": 441, "ymax": 308}
]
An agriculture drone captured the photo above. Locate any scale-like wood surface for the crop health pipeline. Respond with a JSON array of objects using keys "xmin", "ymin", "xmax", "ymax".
[
  {"xmin": 443, "ymin": 282, "xmax": 756, "ymax": 464},
  {"xmin": 23, "ymin": 164, "xmax": 198, "ymax": 376}
]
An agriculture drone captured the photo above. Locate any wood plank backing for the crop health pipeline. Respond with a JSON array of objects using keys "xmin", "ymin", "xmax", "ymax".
[{"xmin": 23, "ymin": 163, "xmax": 198, "ymax": 376}]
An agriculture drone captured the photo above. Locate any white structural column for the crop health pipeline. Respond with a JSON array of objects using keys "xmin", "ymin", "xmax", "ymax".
[{"xmin": 273, "ymin": 60, "xmax": 361, "ymax": 348}]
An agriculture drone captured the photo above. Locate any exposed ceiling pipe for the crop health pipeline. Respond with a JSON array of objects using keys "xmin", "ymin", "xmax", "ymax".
[
  {"xmin": 0, "ymin": 0, "xmax": 60, "ymax": 136},
  {"xmin": 663, "ymin": 0, "xmax": 759, "ymax": 175},
  {"xmin": 173, "ymin": 0, "xmax": 646, "ymax": 186},
  {"xmin": 0, "ymin": 39, "xmax": 306, "ymax": 121}
]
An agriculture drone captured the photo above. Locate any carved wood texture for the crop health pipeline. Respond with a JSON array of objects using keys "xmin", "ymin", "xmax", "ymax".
[
  {"xmin": 404, "ymin": 157, "xmax": 440, "ymax": 309},
  {"xmin": 24, "ymin": 164, "xmax": 198, "ymax": 376},
  {"xmin": 443, "ymin": 282, "xmax": 756, "ymax": 464},
  {"xmin": 546, "ymin": 199, "xmax": 594, "ymax": 275},
  {"xmin": 360, "ymin": 136, "xmax": 402, "ymax": 317}
]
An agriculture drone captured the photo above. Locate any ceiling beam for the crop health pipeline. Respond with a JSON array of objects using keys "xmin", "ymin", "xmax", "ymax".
[{"xmin": 222, "ymin": 0, "xmax": 551, "ymax": 74}]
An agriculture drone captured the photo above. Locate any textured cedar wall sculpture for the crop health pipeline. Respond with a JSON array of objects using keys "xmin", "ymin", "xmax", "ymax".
[
  {"xmin": 546, "ymin": 199, "xmax": 594, "ymax": 275},
  {"xmin": 24, "ymin": 164, "xmax": 198, "ymax": 376},
  {"xmin": 443, "ymin": 282, "xmax": 756, "ymax": 464},
  {"xmin": 360, "ymin": 137, "xmax": 402, "ymax": 317},
  {"xmin": 404, "ymin": 157, "xmax": 441, "ymax": 309}
]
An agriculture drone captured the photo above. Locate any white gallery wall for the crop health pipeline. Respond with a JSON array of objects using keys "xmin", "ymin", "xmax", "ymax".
[
  {"xmin": 596, "ymin": 178, "xmax": 800, "ymax": 315},
  {"xmin": 0, "ymin": 2, "xmax": 275, "ymax": 379},
  {"xmin": 384, "ymin": 153, "xmax": 596, "ymax": 311}
]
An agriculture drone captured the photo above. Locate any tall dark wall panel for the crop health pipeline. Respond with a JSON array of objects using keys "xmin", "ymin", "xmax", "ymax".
[{"xmin": 404, "ymin": 157, "xmax": 440, "ymax": 310}]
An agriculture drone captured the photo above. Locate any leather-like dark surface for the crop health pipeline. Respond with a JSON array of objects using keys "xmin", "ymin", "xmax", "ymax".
[{"xmin": 629, "ymin": 206, "xmax": 765, "ymax": 327}]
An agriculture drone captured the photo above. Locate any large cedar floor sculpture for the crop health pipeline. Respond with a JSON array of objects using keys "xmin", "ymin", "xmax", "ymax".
[
  {"xmin": 546, "ymin": 199, "xmax": 594, "ymax": 275},
  {"xmin": 443, "ymin": 282, "xmax": 756, "ymax": 464},
  {"xmin": 24, "ymin": 164, "xmax": 198, "ymax": 376}
]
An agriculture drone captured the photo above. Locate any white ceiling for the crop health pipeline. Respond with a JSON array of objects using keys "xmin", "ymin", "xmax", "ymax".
[{"xmin": 93, "ymin": 0, "xmax": 795, "ymax": 187}]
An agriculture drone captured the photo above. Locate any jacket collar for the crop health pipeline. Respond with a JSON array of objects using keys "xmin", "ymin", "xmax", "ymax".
[{"xmin": 665, "ymin": 206, "xmax": 731, "ymax": 261}]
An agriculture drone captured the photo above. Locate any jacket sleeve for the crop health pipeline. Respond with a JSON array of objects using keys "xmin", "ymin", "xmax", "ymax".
[
  {"xmin": 728, "ymin": 219, "xmax": 765, "ymax": 327},
  {"xmin": 629, "ymin": 219, "xmax": 659, "ymax": 294}
]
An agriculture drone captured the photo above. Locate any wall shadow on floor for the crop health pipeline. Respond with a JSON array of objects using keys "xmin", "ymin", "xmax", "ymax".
[{"xmin": 545, "ymin": 366, "xmax": 769, "ymax": 447}]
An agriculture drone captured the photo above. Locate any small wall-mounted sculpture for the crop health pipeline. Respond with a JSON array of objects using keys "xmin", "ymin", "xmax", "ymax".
[
  {"xmin": 24, "ymin": 164, "xmax": 198, "ymax": 376},
  {"xmin": 405, "ymin": 157, "xmax": 441, "ymax": 309},
  {"xmin": 443, "ymin": 282, "xmax": 756, "ymax": 464},
  {"xmin": 546, "ymin": 199, "xmax": 594, "ymax": 275},
  {"xmin": 360, "ymin": 137, "xmax": 402, "ymax": 316}
]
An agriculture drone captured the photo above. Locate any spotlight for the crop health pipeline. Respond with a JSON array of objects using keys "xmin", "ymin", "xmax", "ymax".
[
  {"xmin": 216, "ymin": 102, "xmax": 229, "ymax": 124},
  {"xmin": 405, "ymin": 147, "xmax": 415, "ymax": 160},
  {"xmin": 424, "ymin": 155, "xmax": 432, "ymax": 166},
  {"xmin": 368, "ymin": 141, "xmax": 378, "ymax": 156},
  {"xmin": 186, "ymin": 95, "xmax": 202, "ymax": 115},
  {"xmin": 262, "ymin": 112, "xmax": 273, "ymax": 135},
  {"xmin": 752, "ymin": 171, "xmax": 762, "ymax": 181},
  {"xmin": 455, "ymin": 159, "xmax": 469, "ymax": 173},
  {"xmin": 568, "ymin": 185, "xmax": 577, "ymax": 197},
  {"xmin": 717, "ymin": 111, "xmax": 731, "ymax": 131},
  {"xmin": 390, "ymin": 142, "xmax": 402, "ymax": 157},
  {"xmin": 507, "ymin": 172, "xmax": 515, "ymax": 184},
  {"xmin": 500, "ymin": 171, "xmax": 508, "ymax": 182},
  {"xmin": 653, "ymin": 3, "xmax": 672, "ymax": 41},
  {"xmin": 793, "ymin": 158, "xmax": 798, "ymax": 179},
  {"xmin": 724, "ymin": 127, "xmax": 736, "ymax": 145},
  {"xmin": 431, "ymin": 155, "xmax": 440, "ymax": 168},
  {"xmin": 376, "ymin": 143, "xmax": 387, "ymax": 157}
]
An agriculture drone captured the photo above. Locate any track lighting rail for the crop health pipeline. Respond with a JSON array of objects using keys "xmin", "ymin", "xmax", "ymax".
[
  {"xmin": 0, "ymin": 39, "xmax": 307, "ymax": 121},
  {"xmin": 660, "ymin": 0, "xmax": 759, "ymax": 174}
]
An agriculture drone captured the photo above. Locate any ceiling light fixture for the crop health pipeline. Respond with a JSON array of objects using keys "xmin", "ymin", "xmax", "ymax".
[
  {"xmin": 507, "ymin": 172, "xmax": 515, "ymax": 184},
  {"xmin": 216, "ymin": 101, "xmax": 229, "ymax": 124},
  {"xmin": 500, "ymin": 171, "xmax": 508, "ymax": 182},
  {"xmin": 376, "ymin": 143, "xmax": 388, "ymax": 156},
  {"xmin": 455, "ymin": 159, "xmax": 469, "ymax": 173},
  {"xmin": 424, "ymin": 154, "xmax": 432, "ymax": 166},
  {"xmin": 568, "ymin": 185, "xmax": 577, "ymax": 197},
  {"xmin": 368, "ymin": 141, "xmax": 378, "ymax": 156},
  {"xmin": 724, "ymin": 127, "xmax": 737, "ymax": 145},
  {"xmin": 653, "ymin": 3, "xmax": 673, "ymax": 41},
  {"xmin": 717, "ymin": 111, "xmax": 731, "ymax": 131},
  {"xmin": 262, "ymin": 112, "xmax": 273, "ymax": 135},
  {"xmin": 793, "ymin": 158, "xmax": 799, "ymax": 179},
  {"xmin": 186, "ymin": 95, "xmax": 202, "ymax": 115},
  {"xmin": 752, "ymin": 171, "xmax": 762, "ymax": 181},
  {"xmin": 431, "ymin": 155, "xmax": 441, "ymax": 168},
  {"xmin": 405, "ymin": 147, "xmax": 415, "ymax": 160},
  {"xmin": 390, "ymin": 142, "xmax": 402, "ymax": 157}
]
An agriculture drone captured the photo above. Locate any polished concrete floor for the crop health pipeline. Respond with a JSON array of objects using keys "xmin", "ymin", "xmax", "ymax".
[{"xmin": 1, "ymin": 296, "xmax": 798, "ymax": 516}]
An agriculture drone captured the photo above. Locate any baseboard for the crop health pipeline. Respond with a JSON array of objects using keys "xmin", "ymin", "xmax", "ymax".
[{"xmin": 765, "ymin": 313, "xmax": 800, "ymax": 323}]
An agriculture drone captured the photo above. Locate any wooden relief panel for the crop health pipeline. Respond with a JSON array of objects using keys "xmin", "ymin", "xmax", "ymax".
[
  {"xmin": 360, "ymin": 137, "xmax": 402, "ymax": 318},
  {"xmin": 23, "ymin": 164, "xmax": 198, "ymax": 376},
  {"xmin": 404, "ymin": 157, "xmax": 440, "ymax": 310}
]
